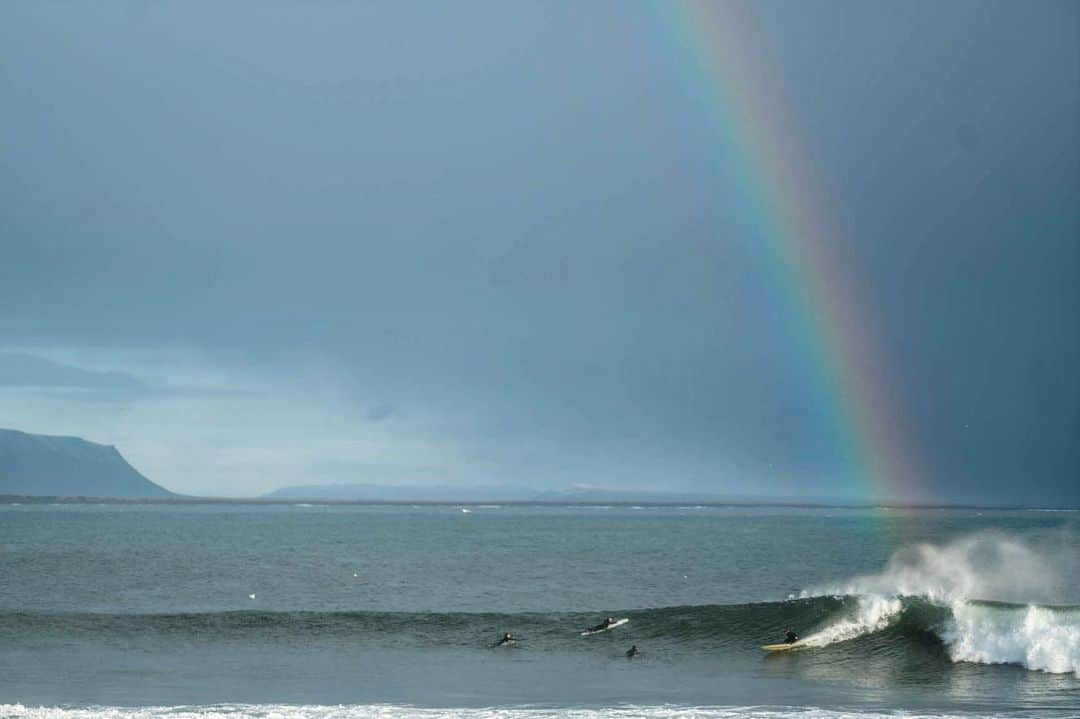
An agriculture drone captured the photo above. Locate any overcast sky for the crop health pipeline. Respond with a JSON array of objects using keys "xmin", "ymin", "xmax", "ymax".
[{"xmin": 1, "ymin": 1, "xmax": 1077, "ymax": 505}]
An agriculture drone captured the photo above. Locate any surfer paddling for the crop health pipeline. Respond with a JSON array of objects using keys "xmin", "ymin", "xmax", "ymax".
[
  {"xmin": 625, "ymin": 644, "xmax": 639, "ymax": 659},
  {"xmin": 494, "ymin": 632, "xmax": 516, "ymax": 647},
  {"xmin": 587, "ymin": 617, "xmax": 616, "ymax": 633},
  {"xmin": 581, "ymin": 616, "xmax": 628, "ymax": 635}
]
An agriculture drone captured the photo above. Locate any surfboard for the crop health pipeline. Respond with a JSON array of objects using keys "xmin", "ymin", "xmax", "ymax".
[
  {"xmin": 761, "ymin": 641, "xmax": 807, "ymax": 652},
  {"xmin": 580, "ymin": 618, "xmax": 629, "ymax": 635}
]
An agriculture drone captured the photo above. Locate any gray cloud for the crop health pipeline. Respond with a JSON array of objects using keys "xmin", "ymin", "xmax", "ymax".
[{"xmin": 0, "ymin": 353, "xmax": 146, "ymax": 391}]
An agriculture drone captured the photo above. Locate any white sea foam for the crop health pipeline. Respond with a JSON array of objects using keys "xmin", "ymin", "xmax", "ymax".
[
  {"xmin": 944, "ymin": 601, "xmax": 1080, "ymax": 676},
  {"xmin": 801, "ymin": 595, "xmax": 902, "ymax": 648},
  {"xmin": 0, "ymin": 705, "xmax": 1016, "ymax": 719}
]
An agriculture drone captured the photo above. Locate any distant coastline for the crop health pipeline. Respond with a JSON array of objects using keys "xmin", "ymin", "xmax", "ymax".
[
  {"xmin": 2, "ymin": 429, "xmax": 1075, "ymax": 511},
  {"xmin": 1, "ymin": 494, "xmax": 1074, "ymax": 511}
]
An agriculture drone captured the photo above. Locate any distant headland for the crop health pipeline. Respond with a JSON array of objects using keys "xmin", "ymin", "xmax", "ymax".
[{"xmin": 0, "ymin": 428, "xmax": 174, "ymax": 499}]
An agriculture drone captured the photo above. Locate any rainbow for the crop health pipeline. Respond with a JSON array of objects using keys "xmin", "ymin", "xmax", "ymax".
[{"xmin": 646, "ymin": 1, "xmax": 921, "ymax": 503}]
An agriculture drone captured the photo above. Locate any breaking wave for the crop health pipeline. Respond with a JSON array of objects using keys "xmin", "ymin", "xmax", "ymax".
[{"xmin": 799, "ymin": 532, "xmax": 1080, "ymax": 676}]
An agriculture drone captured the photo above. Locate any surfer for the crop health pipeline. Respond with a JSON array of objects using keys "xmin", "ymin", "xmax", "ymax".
[
  {"xmin": 625, "ymin": 644, "xmax": 639, "ymax": 659},
  {"xmin": 784, "ymin": 629, "xmax": 799, "ymax": 644},
  {"xmin": 588, "ymin": 617, "xmax": 616, "ymax": 633},
  {"xmin": 494, "ymin": 632, "xmax": 515, "ymax": 647}
]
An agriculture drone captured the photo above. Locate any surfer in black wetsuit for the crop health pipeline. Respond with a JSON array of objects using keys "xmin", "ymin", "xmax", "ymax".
[
  {"xmin": 588, "ymin": 617, "xmax": 616, "ymax": 632},
  {"xmin": 784, "ymin": 629, "xmax": 799, "ymax": 644},
  {"xmin": 626, "ymin": 644, "xmax": 639, "ymax": 659},
  {"xmin": 494, "ymin": 632, "xmax": 515, "ymax": 647}
]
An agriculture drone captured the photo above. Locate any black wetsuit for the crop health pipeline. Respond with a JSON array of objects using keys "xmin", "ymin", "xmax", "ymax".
[
  {"xmin": 626, "ymin": 645, "xmax": 639, "ymax": 658},
  {"xmin": 784, "ymin": 631, "xmax": 799, "ymax": 644}
]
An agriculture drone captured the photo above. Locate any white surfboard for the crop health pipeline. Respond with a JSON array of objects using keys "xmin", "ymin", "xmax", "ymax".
[
  {"xmin": 580, "ymin": 618, "xmax": 629, "ymax": 636},
  {"xmin": 761, "ymin": 640, "xmax": 808, "ymax": 652}
]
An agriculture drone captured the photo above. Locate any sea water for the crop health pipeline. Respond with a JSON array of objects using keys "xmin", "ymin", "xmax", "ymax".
[{"xmin": 0, "ymin": 504, "xmax": 1077, "ymax": 718}]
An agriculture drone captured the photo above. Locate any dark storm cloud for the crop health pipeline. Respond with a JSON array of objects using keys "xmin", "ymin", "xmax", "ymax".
[{"xmin": 0, "ymin": 0, "xmax": 1076, "ymax": 504}]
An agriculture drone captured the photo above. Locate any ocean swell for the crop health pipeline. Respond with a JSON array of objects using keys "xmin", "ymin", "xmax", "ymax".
[{"xmin": 3, "ymin": 597, "xmax": 1077, "ymax": 676}]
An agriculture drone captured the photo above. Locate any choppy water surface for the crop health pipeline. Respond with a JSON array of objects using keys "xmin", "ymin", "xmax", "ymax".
[{"xmin": 0, "ymin": 504, "xmax": 1077, "ymax": 718}]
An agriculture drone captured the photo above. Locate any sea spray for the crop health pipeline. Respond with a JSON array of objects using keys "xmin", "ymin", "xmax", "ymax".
[{"xmin": 802, "ymin": 531, "xmax": 1076, "ymax": 605}]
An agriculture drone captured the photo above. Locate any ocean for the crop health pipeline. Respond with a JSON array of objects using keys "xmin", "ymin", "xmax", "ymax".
[{"xmin": 0, "ymin": 504, "xmax": 1077, "ymax": 718}]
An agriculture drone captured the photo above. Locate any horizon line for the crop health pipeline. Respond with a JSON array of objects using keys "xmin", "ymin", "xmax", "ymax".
[{"xmin": 1, "ymin": 495, "xmax": 1075, "ymax": 512}]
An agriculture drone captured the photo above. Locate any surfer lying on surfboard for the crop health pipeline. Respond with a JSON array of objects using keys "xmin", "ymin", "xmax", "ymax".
[
  {"xmin": 580, "ymin": 616, "xmax": 629, "ymax": 635},
  {"xmin": 588, "ymin": 617, "xmax": 617, "ymax": 633},
  {"xmin": 493, "ymin": 632, "xmax": 516, "ymax": 647}
]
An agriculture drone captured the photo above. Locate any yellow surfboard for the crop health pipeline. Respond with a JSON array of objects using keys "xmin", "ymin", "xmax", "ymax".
[{"xmin": 761, "ymin": 641, "xmax": 807, "ymax": 652}]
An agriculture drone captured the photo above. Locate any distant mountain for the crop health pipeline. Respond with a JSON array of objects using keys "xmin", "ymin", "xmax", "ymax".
[{"xmin": 0, "ymin": 428, "xmax": 174, "ymax": 498}]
